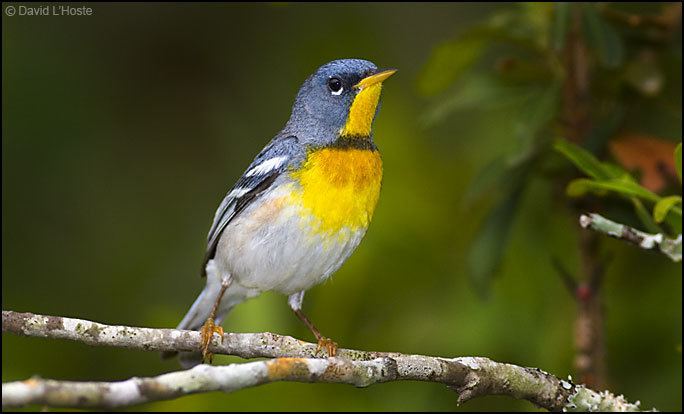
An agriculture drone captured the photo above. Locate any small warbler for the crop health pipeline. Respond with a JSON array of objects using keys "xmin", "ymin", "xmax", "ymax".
[{"xmin": 164, "ymin": 59, "xmax": 395, "ymax": 367}]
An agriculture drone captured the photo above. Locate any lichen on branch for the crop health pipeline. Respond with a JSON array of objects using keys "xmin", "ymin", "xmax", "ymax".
[
  {"xmin": 580, "ymin": 213, "xmax": 682, "ymax": 262},
  {"xmin": 1, "ymin": 310, "xmax": 650, "ymax": 411}
]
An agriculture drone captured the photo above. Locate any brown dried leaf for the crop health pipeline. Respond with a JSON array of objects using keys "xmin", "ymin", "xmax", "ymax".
[{"xmin": 609, "ymin": 134, "xmax": 678, "ymax": 192}]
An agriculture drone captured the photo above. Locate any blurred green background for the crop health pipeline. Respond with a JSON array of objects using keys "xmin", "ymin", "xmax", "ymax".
[{"xmin": 2, "ymin": 3, "xmax": 681, "ymax": 411}]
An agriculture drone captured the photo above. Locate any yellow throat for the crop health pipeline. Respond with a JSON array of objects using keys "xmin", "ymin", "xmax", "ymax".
[{"xmin": 339, "ymin": 82, "xmax": 383, "ymax": 138}]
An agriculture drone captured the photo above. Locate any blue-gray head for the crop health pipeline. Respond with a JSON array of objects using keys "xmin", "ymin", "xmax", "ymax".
[{"xmin": 285, "ymin": 59, "xmax": 396, "ymax": 145}]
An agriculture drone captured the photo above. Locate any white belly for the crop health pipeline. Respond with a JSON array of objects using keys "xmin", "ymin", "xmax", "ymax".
[{"xmin": 214, "ymin": 182, "xmax": 367, "ymax": 295}]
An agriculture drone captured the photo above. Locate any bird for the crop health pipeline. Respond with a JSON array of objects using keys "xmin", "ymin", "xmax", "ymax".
[{"xmin": 163, "ymin": 58, "xmax": 396, "ymax": 368}]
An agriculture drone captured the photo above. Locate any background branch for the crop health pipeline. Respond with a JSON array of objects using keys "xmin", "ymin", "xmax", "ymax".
[
  {"xmin": 580, "ymin": 213, "xmax": 682, "ymax": 262},
  {"xmin": 560, "ymin": 4, "xmax": 607, "ymax": 389},
  {"xmin": 2, "ymin": 310, "xmax": 648, "ymax": 411}
]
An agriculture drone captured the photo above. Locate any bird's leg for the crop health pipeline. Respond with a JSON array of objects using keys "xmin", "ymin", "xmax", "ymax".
[
  {"xmin": 199, "ymin": 277, "xmax": 230, "ymax": 364},
  {"xmin": 294, "ymin": 309, "xmax": 338, "ymax": 357},
  {"xmin": 287, "ymin": 291, "xmax": 338, "ymax": 357}
]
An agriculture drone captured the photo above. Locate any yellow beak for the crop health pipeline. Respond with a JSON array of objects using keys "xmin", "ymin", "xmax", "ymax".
[{"xmin": 354, "ymin": 69, "xmax": 398, "ymax": 89}]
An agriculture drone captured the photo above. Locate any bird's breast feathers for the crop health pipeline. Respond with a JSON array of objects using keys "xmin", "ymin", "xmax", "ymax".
[
  {"xmin": 290, "ymin": 146, "xmax": 382, "ymax": 235},
  {"xmin": 215, "ymin": 145, "xmax": 382, "ymax": 293}
]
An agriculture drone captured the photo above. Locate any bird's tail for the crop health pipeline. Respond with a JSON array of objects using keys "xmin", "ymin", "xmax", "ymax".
[{"xmin": 162, "ymin": 264, "xmax": 235, "ymax": 368}]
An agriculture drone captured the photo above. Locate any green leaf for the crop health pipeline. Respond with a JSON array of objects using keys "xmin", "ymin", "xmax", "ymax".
[
  {"xmin": 463, "ymin": 146, "xmax": 536, "ymax": 207},
  {"xmin": 418, "ymin": 36, "xmax": 487, "ymax": 96},
  {"xmin": 675, "ymin": 143, "xmax": 682, "ymax": 183},
  {"xmin": 421, "ymin": 73, "xmax": 535, "ymax": 126},
  {"xmin": 601, "ymin": 162, "xmax": 633, "ymax": 181},
  {"xmin": 462, "ymin": 156, "xmax": 510, "ymax": 206},
  {"xmin": 653, "ymin": 196, "xmax": 683, "ymax": 223},
  {"xmin": 567, "ymin": 178, "xmax": 602, "ymax": 197},
  {"xmin": 467, "ymin": 186, "xmax": 524, "ymax": 297},
  {"xmin": 582, "ymin": 5, "xmax": 624, "ymax": 68},
  {"xmin": 552, "ymin": 3, "xmax": 570, "ymax": 51},
  {"xmin": 517, "ymin": 82, "xmax": 561, "ymax": 139},
  {"xmin": 554, "ymin": 139, "xmax": 613, "ymax": 179},
  {"xmin": 566, "ymin": 178, "xmax": 661, "ymax": 202},
  {"xmin": 631, "ymin": 197, "xmax": 664, "ymax": 234},
  {"xmin": 663, "ymin": 209, "xmax": 682, "ymax": 236},
  {"xmin": 456, "ymin": 83, "xmax": 556, "ymax": 206}
]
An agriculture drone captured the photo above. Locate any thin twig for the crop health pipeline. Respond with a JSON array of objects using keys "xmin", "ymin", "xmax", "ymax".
[
  {"xmin": 551, "ymin": 257, "xmax": 578, "ymax": 294},
  {"xmin": 580, "ymin": 213, "xmax": 682, "ymax": 262}
]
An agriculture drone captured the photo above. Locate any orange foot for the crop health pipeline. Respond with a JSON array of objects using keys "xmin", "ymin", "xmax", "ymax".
[
  {"xmin": 315, "ymin": 337, "xmax": 338, "ymax": 357},
  {"xmin": 199, "ymin": 318, "xmax": 224, "ymax": 364}
]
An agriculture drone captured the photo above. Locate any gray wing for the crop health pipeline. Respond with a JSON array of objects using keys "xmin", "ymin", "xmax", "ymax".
[{"xmin": 200, "ymin": 135, "xmax": 302, "ymax": 276}]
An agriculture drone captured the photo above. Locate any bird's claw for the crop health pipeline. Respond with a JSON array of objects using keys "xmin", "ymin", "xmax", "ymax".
[
  {"xmin": 199, "ymin": 317, "xmax": 224, "ymax": 364},
  {"xmin": 315, "ymin": 337, "xmax": 338, "ymax": 357}
]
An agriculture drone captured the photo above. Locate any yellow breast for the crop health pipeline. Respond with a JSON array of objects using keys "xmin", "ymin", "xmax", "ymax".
[{"xmin": 290, "ymin": 147, "xmax": 383, "ymax": 235}]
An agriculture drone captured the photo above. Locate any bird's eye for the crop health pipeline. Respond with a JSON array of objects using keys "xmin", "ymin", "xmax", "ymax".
[{"xmin": 327, "ymin": 77, "xmax": 343, "ymax": 95}]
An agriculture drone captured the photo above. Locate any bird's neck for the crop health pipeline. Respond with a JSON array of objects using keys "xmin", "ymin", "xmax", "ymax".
[{"xmin": 328, "ymin": 135, "xmax": 377, "ymax": 151}]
